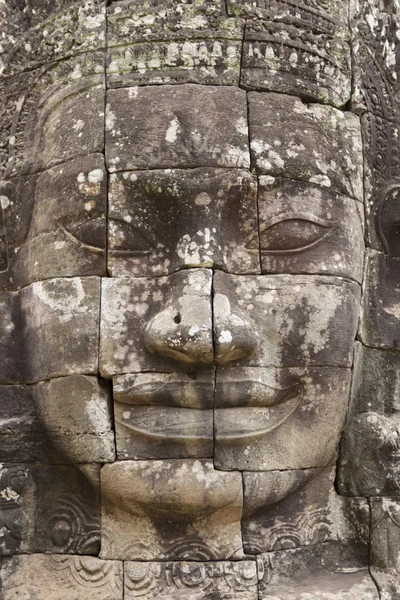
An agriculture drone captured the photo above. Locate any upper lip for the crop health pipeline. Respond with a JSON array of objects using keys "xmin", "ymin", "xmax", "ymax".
[{"xmin": 113, "ymin": 373, "xmax": 303, "ymax": 409}]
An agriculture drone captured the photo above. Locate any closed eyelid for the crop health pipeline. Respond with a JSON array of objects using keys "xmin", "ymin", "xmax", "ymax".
[{"xmin": 246, "ymin": 212, "xmax": 337, "ymax": 255}]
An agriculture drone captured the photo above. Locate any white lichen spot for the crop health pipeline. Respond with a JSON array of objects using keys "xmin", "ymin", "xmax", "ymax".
[
  {"xmin": 128, "ymin": 87, "xmax": 139, "ymax": 99},
  {"xmin": 195, "ymin": 192, "xmax": 211, "ymax": 206},
  {"xmin": 188, "ymin": 325, "xmax": 200, "ymax": 337},
  {"xmin": 106, "ymin": 106, "xmax": 116, "ymax": 131},
  {"xmin": 236, "ymin": 116, "xmax": 248, "ymax": 136},
  {"xmin": 165, "ymin": 116, "xmax": 180, "ymax": 143},
  {"xmin": 0, "ymin": 196, "xmax": 10, "ymax": 209},
  {"xmin": 55, "ymin": 241, "xmax": 66, "ymax": 250},
  {"xmin": 88, "ymin": 169, "xmax": 104, "ymax": 184},
  {"xmin": 309, "ymin": 174, "xmax": 332, "ymax": 187},
  {"xmin": 218, "ymin": 330, "xmax": 232, "ymax": 344}
]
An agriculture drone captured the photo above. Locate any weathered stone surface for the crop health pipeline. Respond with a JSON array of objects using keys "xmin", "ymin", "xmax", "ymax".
[
  {"xmin": 360, "ymin": 252, "xmax": 400, "ymax": 349},
  {"xmin": 256, "ymin": 177, "xmax": 364, "ymax": 282},
  {"xmin": 351, "ymin": 0, "xmax": 400, "ymax": 122},
  {"xmin": 108, "ymin": 168, "xmax": 259, "ymax": 276},
  {"xmin": 213, "ymin": 272, "xmax": 360, "ymax": 368},
  {"xmin": 0, "ymin": 385, "xmax": 52, "ymax": 463},
  {"xmin": 242, "ymin": 467, "xmax": 370, "ymax": 554},
  {"xmin": 338, "ymin": 344, "xmax": 400, "ymax": 497},
  {"xmin": 0, "ymin": 377, "xmax": 113, "ymax": 464},
  {"xmin": 114, "ymin": 372, "xmax": 213, "ymax": 459},
  {"xmin": 0, "ymin": 554, "xmax": 123, "ymax": 600},
  {"xmin": 105, "ymin": 85, "xmax": 250, "ymax": 171},
  {"xmin": 36, "ymin": 376, "xmax": 115, "ymax": 464},
  {"xmin": 0, "ymin": 463, "xmax": 100, "ymax": 556},
  {"xmin": 101, "ymin": 459, "xmax": 243, "ymax": 560},
  {"xmin": 214, "ymin": 367, "xmax": 351, "ymax": 471},
  {"xmin": 257, "ymin": 542, "xmax": 378, "ymax": 599},
  {"xmin": 2, "ymin": 463, "xmax": 101, "ymax": 555},
  {"xmin": 227, "ymin": 0, "xmax": 351, "ymax": 107},
  {"xmin": 370, "ymin": 498, "xmax": 400, "ymax": 600},
  {"xmin": 351, "ymin": 1, "xmax": 400, "ymax": 251},
  {"xmin": 0, "ymin": 277, "xmax": 100, "ymax": 384},
  {"xmin": 0, "ymin": 54, "xmax": 105, "ymax": 178},
  {"xmin": 107, "ymin": 1, "xmax": 243, "ymax": 87},
  {"xmin": 0, "ymin": 464, "xmax": 28, "ymax": 556},
  {"xmin": 100, "ymin": 269, "xmax": 213, "ymax": 376},
  {"xmin": 248, "ymin": 93, "xmax": 363, "ymax": 202},
  {"xmin": 124, "ymin": 560, "xmax": 259, "ymax": 599},
  {"xmin": 0, "ymin": 154, "xmax": 106, "ymax": 290},
  {"xmin": 0, "ymin": 1, "xmax": 106, "ymax": 77}
]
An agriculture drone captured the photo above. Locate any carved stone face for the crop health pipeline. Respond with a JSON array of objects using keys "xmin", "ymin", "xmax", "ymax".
[{"xmin": 0, "ymin": 70, "xmax": 366, "ymax": 560}]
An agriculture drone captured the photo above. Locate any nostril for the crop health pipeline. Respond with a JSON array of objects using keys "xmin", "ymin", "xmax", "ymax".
[{"xmin": 173, "ymin": 313, "xmax": 182, "ymax": 324}]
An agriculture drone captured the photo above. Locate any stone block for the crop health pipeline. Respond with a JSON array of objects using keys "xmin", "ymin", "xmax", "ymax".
[
  {"xmin": 0, "ymin": 463, "xmax": 100, "ymax": 556},
  {"xmin": 214, "ymin": 367, "xmax": 351, "ymax": 471},
  {"xmin": 100, "ymin": 459, "xmax": 243, "ymax": 560},
  {"xmin": 248, "ymin": 93, "xmax": 363, "ymax": 202},
  {"xmin": 1, "ymin": 55, "xmax": 105, "ymax": 179},
  {"xmin": 257, "ymin": 542, "xmax": 378, "ymax": 599},
  {"xmin": 338, "ymin": 344, "xmax": 400, "ymax": 496},
  {"xmin": 0, "ymin": 154, "xmax": 107, "ymax": 290},
  {"xmin": 0, "ymin": 277, "xmax": 100, "ymax": 383},
  {"xmin": 100, "ymin": 269, "xmax": 212, "ymax": 376},
  {"xmin": 107, "ymin": 168, "xmax": 259, "ymax": 277},
  {"xmin": 213, "ymin": 272, "xmax": 360, "ymax": 368},
  {"xmin": 256, "ymin": 177, "xmax": 364, "ymax": 282},
  {"xmin": 124, "ymin": 560, "xmax": 258, "ymax": 599},
  {"xmin": 241, "ymin": 467, "xmax": 370, "ymax": 554},
  {"xmin": 0, "ymin": 377, "xmax": 114, "ymax": 464},
  {"xmin": 36, "ymin": 375, "xmax": 115, "ymax": 464},
  {"xmin": 360, "ymin": 252, "xmax": 400, "ymax": 349},
  {"xmin": 370, "ymin": 498, "xmax": 400, "ymax": 600},
  {"xmin": 114, "ymin": 372, "xmax": 214, "ymax": 459},
  {"xmin": 0, "ymin": 385, "xmax": 52, "ymax": 463},
  {"xmin": 105, "ymin": 84, "xmax": 250, "ymax": 171},
  {"xmin": 107, "ymin": 1, "xmax": 243, "ymax": 87},
  {"xmin": 0, "ymin": 554, "xmax": 123, "ymax": 600},
  {"xmin": 227, "ymin": 0, "xmax": 351, "ymax": 108}
]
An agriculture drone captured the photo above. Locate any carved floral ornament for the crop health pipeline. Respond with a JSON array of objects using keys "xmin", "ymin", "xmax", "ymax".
[{"xmin": 0, "ymin": 0, "xmax": 399, "ymax": 599}]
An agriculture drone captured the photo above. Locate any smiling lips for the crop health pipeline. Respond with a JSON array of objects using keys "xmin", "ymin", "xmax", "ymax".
[{"xmin": 113, "ymin": 374, "xmax": 303, "ymax": 443}]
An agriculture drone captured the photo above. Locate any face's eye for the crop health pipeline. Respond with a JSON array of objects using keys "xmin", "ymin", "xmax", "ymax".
[
  {"xmin": 58, "ymin": 218, "xmax": 105, "ymax": 254},
  {"xmin": 248, "ymin": 213, "xmax": 335, "ymax": 254},
  {"xmin": 108, "ymin": 218, "xmax": 155, "ymax": 255}
]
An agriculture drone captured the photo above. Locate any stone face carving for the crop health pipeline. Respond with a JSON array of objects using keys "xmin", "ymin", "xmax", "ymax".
[{"xmin": 2, "ymin": 0, "xmax": 399, "ymax": 597}]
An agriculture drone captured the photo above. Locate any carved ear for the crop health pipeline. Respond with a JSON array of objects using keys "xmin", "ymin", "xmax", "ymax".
[{"xmin": 379, "ymin": 185, "xmax": 400, "ymax": 256}]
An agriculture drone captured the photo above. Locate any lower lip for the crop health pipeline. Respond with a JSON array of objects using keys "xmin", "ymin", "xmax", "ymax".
[{"xmin": 214, "ymin": 395, "xmax": 301, "ymax": 441}]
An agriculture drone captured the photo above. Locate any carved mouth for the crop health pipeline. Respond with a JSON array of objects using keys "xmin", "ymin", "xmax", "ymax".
[{"xmin": 113, "ymin": 375, "xmax": 302, "ymax": 442}]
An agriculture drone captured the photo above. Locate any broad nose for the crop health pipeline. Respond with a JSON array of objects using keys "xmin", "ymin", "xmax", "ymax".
[{"xmin": 144, "ymin": 269, "xmax": 259, "ymax": 366}]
